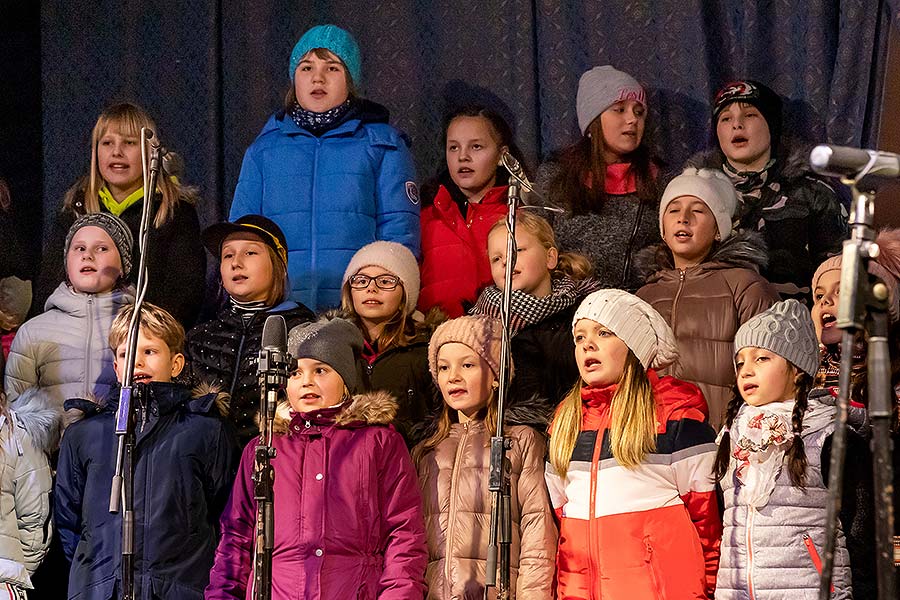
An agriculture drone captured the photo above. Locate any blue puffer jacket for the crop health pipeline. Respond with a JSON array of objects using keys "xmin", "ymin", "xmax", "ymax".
[
  {"xmin": 54, "ymin": 382, "xmax": 240, "ymax": 600},
  {"xmin": 229, "ymin": 100, "xmax": 421, "ymax": 310}
]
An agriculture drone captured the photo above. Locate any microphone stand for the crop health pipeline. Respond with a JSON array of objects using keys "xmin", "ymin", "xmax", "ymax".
[
  {"xmin": 484, "ymin": 173, "xmax": 524, "ymax": 599},
  {"xmin": 251, "ymin": 318, "xmax": 291, "ymax": 600},
  {"xmin": 109, "ymin": 127, "xmax": 161, "ymax": 600},
  {"xmin": 818, "ymin": 168, "xmax": 896, "ymax": 600}
]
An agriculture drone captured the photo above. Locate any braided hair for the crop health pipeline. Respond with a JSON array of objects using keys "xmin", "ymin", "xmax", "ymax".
[{"xmin": 713, "ymin": 373, "xmax": 813, "ymax": 488}]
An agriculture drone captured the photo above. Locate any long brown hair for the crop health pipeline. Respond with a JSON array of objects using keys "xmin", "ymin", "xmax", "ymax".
[
  {"xmin": 713, "ymin": 372, "xmax": 813, "ymax": 488},
  {"xmin": 63, "ymin": 103, "xmax": 197, "ymax": 228},
  {"xmin": 550, "ymin": 117, "xmax": 658, "ymax": 215},
  {"xmin": 549, "ymin": 351, "xmax": 657, "ymax": 477}
]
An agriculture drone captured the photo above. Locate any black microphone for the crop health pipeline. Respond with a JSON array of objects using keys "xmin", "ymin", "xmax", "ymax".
[
  {"xmin": 810, "ymin": 144, "xmax": 900, "ymax": 179},
  {"xmin": 259, "ymin": 315, "xmax": 292, "ymax": 390}
]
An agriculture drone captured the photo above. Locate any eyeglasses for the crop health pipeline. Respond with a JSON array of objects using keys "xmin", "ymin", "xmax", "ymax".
[{"xmin": 349, "ymin": 273, "xmax": 401, "ymax": 291}]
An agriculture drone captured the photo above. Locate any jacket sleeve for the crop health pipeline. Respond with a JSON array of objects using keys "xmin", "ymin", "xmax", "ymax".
[
  {"xmin": 144, "ymin": 202, "xmax": 206, "ymax": 328},
  {"xmin": 733, "ymin": 272, "xmax": 780, "ymax": 324},
  {"xmin": 229, "ymin": 147, "xmax": 264, "ymax": 220},
  {"xmin": 805, "ymin": 177, "xmax": 848, "ymax": 267},
  {"xmin": 12, "ymin": 427, "xmax": 52, "ymax": 574},
  {"xmin": 54, "ymin": 428, "xmax": 85, "ymax": 562},
  {"xmin": 513, "ymin": 428, "xmax": 558, "ymax": 600},
  {"xmin": 4, "ymin": 325, "xmax": 38, "ymax": 403},
  {"xmin": 375, "ymin": 429, "xmax": 427, "ymax": 599},
  {"xmin": 671, "ymin": 416, "xmax": 722, "ymax": 597},
  {"xmin": 205, "ymin": 440, "xmax": 256, "ymax": 599},
  {"xmin": 373, "ymin": 133, "xmax": 421, "ymax": 258}
]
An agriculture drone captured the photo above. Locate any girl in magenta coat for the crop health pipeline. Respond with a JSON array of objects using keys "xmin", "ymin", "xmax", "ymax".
[{"xmin": 206, "ymin": 318, "xmax": 427, "ymax": 599}]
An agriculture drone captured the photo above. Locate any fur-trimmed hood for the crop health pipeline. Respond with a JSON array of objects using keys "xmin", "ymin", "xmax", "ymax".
[
  {"xmin": 684, "ymin": 138, "xmax": 824, "ymax": 183},
  {"xmin": 8, "ymin": 387, "xmax": 64, "ymax": 454},
  {"xmin": 636, "ymin": 228, "xmax": 770, "ymax": 280},
  {"xmin": 273, "ymin": 390, "xmax": 398, "ymax": 435}
]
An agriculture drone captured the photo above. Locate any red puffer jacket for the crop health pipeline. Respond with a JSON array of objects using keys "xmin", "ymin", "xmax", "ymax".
[
  {"xmin": 418, "ymin": 185, "xmax": 510, "ymax": 317},
  {"xmin": 545, "ymin": 371, "xmax": 722, "ymax": 600}
]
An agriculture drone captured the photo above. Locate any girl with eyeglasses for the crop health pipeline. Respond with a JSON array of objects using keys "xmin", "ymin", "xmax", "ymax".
[{"xmin": 339, "ymin": 242, "xmax": 444, "ymax": 447}]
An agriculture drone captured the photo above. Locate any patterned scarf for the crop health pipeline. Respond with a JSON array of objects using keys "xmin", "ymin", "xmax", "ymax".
[
  {"xmin": 289, "ymin": 98, "xmax": 353, "ymax": 135},
  {"xmin": 722, "ymin": 158, "xmax": 777, "ymax": 195},
  {"xmin": 472, "ymin": 276, "xmax": 600, "ymax": 336}
]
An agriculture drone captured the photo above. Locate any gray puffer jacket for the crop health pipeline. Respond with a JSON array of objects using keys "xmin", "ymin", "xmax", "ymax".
[
  {"xmin": 716, "ymin": 391, "xmax": 851, "ymax": 599},
  {"xmin": 0, "ymin": 388, "xmax": 61, "ymax": 589},
  {"xmin": 4, "ymin": 283, "xmax": 133, "ymax": 411}
]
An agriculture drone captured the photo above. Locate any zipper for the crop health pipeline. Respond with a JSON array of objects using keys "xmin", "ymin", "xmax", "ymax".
[
  {"xmin": 803, "ymin": 533, "xmax": 834, "ymax": 593},
  {"xmin": 444, "ymin": 423, "xmax": 469, "ymax": 589},
  {"xmin": 746, "ymin": 508, "xmax": 756, "ymax": 600},
  {"xmin": 588, "ymin": 429, "xmax": 604, "ymax": 596},
  {"xmin": 619, "ymin": 198, "xmax": 646, "ymax": 288},
  {"xmin": 229, "ymin": 326, "xmax": 248, "ymax": 399},
  {"xmin": 83, "ymin": 295, "xmax": 94, "ymax": 398},
  {"xmin": 309, "ymin": 139, "xmax": 321, "ymax": 307},
  {"xmin": 644, "ymin": 537, "xmax": 664, "ymax": 600},
  {"xmin": 670, "ymin": 269, "xmax": 687, "ymax": 329}
]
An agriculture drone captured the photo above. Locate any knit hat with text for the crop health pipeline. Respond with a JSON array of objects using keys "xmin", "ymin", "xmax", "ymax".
[{"xmin": 576, "ymin": 66, "xmax": 646, "ymax": 136}]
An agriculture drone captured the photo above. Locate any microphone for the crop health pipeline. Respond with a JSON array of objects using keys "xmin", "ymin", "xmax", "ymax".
[
  {"xmin": 259, "ymin": 315, "xmax": 293, "ymax": 391},
  {"xmin": 498, "ymin": 151, "xmax": 561, "ymax": 212},
  {"xmin": 810, "ymin": 144, "xmax": 900, "ymax": 179}
]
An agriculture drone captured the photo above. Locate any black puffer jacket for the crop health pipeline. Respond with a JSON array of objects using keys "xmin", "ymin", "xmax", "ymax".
[
  {"xmin": 184, "ymin": 300, "xmax": 315, "ymax": 445},
  {"xmin": 359, "ymin": 336, "xmax": 439, "ymax": 448},
  {"xmin": 686, "ymin": 144, "xmax": 848, "ymax": 299},
  {"xmin": 34, "ymin": 190, "xmax": 207, "ymax": 326}
]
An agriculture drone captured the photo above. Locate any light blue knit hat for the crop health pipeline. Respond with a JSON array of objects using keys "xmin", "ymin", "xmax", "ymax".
[{"xmin": 288, "ymin": 25, "xmax": 362, "ymax": 85}]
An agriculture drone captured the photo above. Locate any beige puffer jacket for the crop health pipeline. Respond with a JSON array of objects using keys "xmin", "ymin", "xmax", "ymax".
[{"xmin": 415, "ymin": 420, "xmax": 557, "ymax": 599}]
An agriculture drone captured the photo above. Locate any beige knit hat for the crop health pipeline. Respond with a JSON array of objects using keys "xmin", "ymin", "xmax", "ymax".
[
  {"xmin": 811, "ymin": 228, "xmax": 900, "ymax": 323},
  {"xmin": 659, "ymin": 168, "xmax": 739, "ymax": 241},
  {"xmin": 428, "ymin": 315, "xmax": 511, "ymax": 381},
  {"xmin": 342, "ymin": 241, "xmax": 420, "ymax": 315},
  {"xmin": 572, "ymin": 289, "xmax": 679, "ymax": 370}
]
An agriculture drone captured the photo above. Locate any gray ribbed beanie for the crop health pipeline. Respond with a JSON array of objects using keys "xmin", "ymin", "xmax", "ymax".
[
  {"xmin": 572, "ymin": 289, "xmax": 679, "ymax": 370},
  {"xmin": 288, "ymin": 318, "xmax": 364, "ymax": 390},
  {"xmin": 733, "ymin": 299, "xmax": 820, "ymax": 376}
]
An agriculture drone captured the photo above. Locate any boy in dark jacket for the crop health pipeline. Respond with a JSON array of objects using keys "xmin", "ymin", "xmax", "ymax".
[{"xmin": 55, "ymin": 303, "xmax": 239, "ymax": 600}]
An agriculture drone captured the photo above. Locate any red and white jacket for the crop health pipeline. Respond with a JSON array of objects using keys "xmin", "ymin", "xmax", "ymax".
[{"xmin": 545, "ymin": 370, "xmax": 722, "ymax": 599}]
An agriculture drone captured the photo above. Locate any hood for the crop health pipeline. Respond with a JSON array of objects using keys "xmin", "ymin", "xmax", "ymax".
[
  {"xmin": 272, "ymin": 389, "xmax": 399, "ymax": 434},
  {"xmin": 63, "ymin": 381, "xmax": 228, "ymax": 425},
  {"xmin": 8, "ymin": 387, "xmax": 64, "ymax": 454},
  {"xmin": 44, "ymin": 281, "xmax": 134, "ymax": 315},
  {"xmin": 636, "ymin": 228, "xmax": 770, "ymax": 279}
]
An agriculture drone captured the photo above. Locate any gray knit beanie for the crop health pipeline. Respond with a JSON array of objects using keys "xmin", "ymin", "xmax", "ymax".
[
  {"xmin": 288, "ymin": 318, "xmax": 364, "ymax": 390},
  {"xmin": 342, "ymin": 241, "xmax": 420, "ymax": 315},
  {"xmin": 64, "ymin": 213, "xmax": 134, "ymax": 277},
  {"xmin": 659, "ymin": 168, "xmax": 739, "ymax": 241},
  {"xmin": 576, "ymin": 66, "xmax": 646, "ymax": 135},
  {"xmin": 572, "ymin": 289, "xmax": 679, "ymax": 370},
  {"xmin": 733, "ymin": 299, "xmax": 820, "ymax": 376},
  {"xmin": 428, "ymin": 315, "xmax": 510, "ymax": 382}
]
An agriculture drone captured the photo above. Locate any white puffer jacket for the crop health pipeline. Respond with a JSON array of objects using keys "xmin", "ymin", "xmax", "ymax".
[
  {"xmin": 0, "ymin": 388, "xmax": 60, "ymax": 588},
  {"xmin": 4, "ymin": 283, "xmax": 133, "ymax": 410}
]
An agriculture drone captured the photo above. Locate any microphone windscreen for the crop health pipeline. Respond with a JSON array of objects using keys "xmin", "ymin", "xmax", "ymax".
[{"xmin": 261, "ymin": 315, "xmax": 288, "ymax": 353}]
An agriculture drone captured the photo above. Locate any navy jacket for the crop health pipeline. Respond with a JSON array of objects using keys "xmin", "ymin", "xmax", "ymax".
[{"xmin": 55, "ymin": 382, "xmax": 239, "ymax": 599}]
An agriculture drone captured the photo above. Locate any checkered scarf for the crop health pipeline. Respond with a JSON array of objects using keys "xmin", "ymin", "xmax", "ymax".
[{"xmin": 472, "ymin": 276, "xmax": 600, "ymax": 337}]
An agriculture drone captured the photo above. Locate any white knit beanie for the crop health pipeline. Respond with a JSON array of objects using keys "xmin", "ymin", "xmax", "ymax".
[
  {"xmin": 342, "ymin": 241, "xmax": 420, "ymax": 315},
  {"xmin": 572, "ymin": 289, "xmax": 679, "ymax": 370},
  {"xmin": 733, "ymin": 299, "xmax": 820, "ymax": 377},
  {"xmin": 659, "ymin": 168, "xmax": 739, "ymax": 241},
  {"xmin": 576, "ymin": 66, "xmax": 646, "ymax": 135}
]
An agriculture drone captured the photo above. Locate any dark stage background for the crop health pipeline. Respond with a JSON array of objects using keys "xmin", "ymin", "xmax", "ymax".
[{"xmin": 2, "ymin": 1, "xmax": 899, "ymax": 274}]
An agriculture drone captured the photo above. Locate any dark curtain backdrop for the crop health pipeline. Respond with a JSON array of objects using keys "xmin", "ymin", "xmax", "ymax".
[{"xmin": 40, "ymin": 1, "xmax": 896, "ymax": 236}]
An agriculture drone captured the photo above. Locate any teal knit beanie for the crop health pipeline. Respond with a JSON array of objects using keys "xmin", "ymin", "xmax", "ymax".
[{"xmin": 288, "ymin": 24, "xmax": 362, "ymax": 86}]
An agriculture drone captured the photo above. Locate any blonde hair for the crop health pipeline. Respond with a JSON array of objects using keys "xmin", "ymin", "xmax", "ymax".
[
  {"xmin": 63, "ymin": 103, "xmax": 197, "ymax": 228},
  {"xmin": 340, "ymin": 281, "xmax": 416, "ymax": 351},
  {"xmin": 109, "ymin": 302, "xmax": 185, "ymax": 354},
  {"xmin": 549, "ymin": 351, "xmax": 656, "ymax": 477},
  {"xmin": 489, "ymin": 212, "xmax": 594, "ymax": 281}
]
